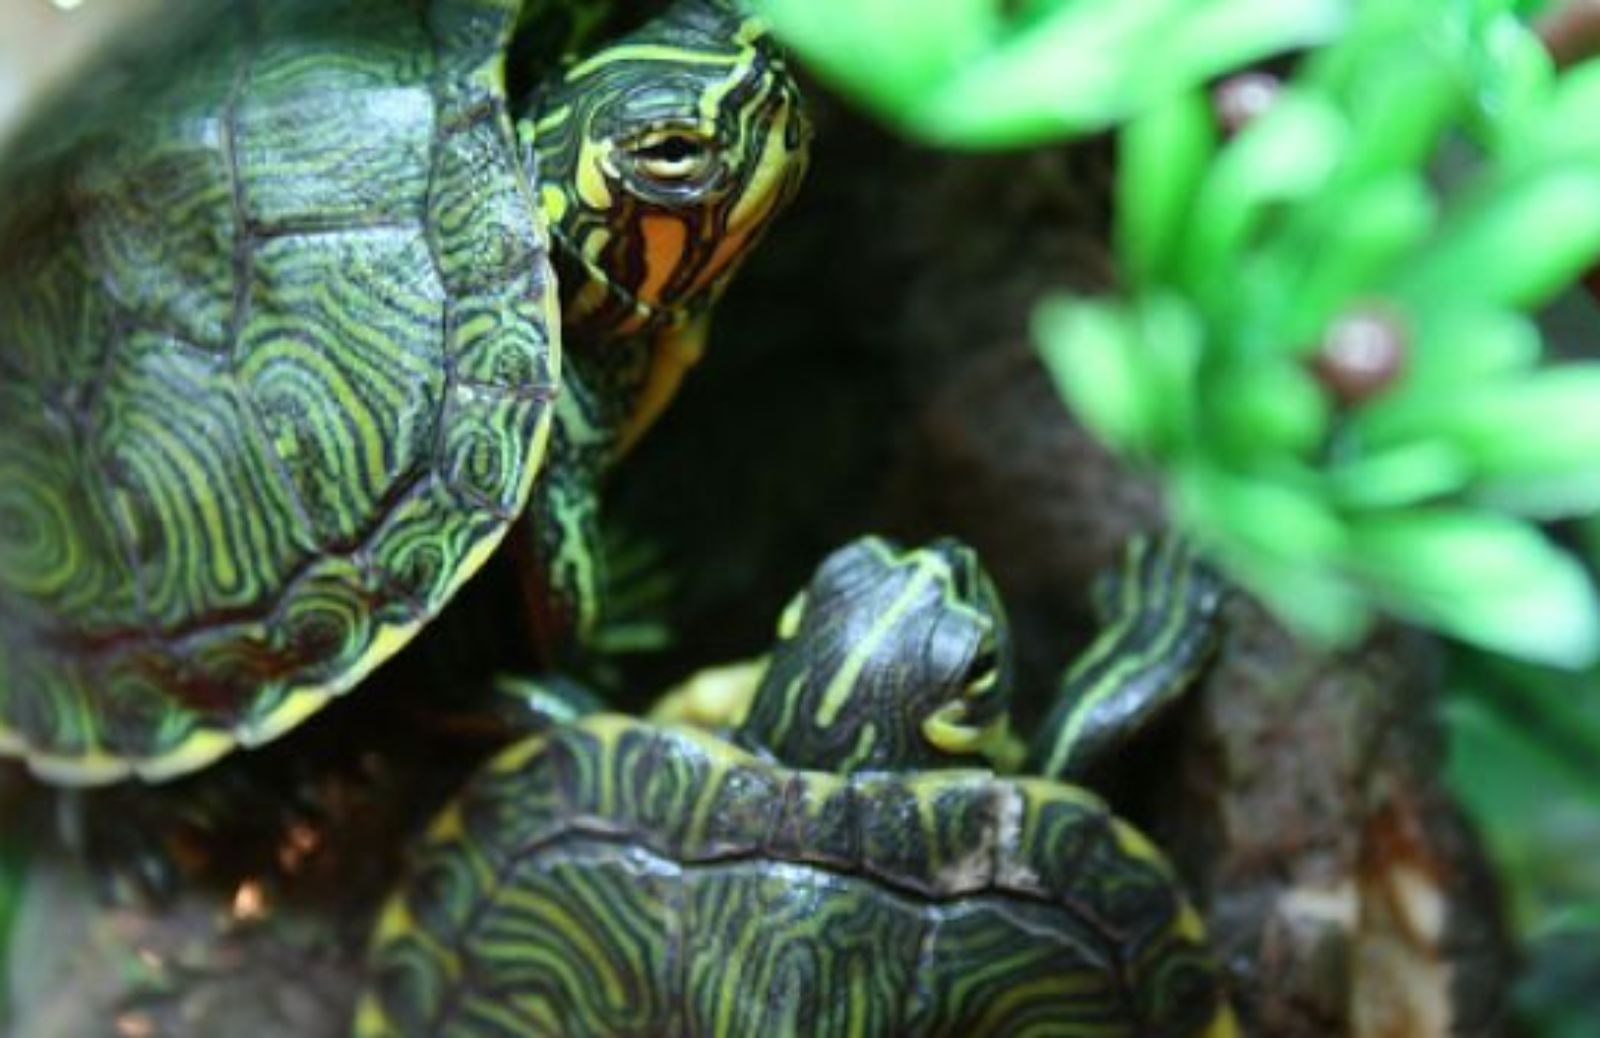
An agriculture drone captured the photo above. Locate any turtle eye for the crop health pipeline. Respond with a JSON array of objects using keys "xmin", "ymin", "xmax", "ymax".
[{"xmin": 630, "ymin": 133, "xmax": 714, "ymax": 183}]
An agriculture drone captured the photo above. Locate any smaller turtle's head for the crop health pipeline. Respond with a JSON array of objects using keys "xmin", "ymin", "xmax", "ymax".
[
  {"xmin": 523, "ymin": 0, "xmax": 810, "ymax": 343},
  {"xmin": 736, "ymin": 537, "xmax": 1020, "ymax": 774}
]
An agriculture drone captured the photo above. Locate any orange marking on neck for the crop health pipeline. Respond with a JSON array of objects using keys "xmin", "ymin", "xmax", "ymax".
[{"xmin": 638, "ymin": 214, "xmax": 688, "ymax": 308}]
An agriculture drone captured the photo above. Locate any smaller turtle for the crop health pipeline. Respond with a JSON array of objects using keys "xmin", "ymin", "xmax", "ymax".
[{"xmin": 357, "ymin": 535, "xmax": 1237, "ymax": 1037}]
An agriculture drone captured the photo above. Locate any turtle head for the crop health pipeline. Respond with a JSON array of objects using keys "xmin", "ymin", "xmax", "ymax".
[
  {"xmin": 735, "ymin": 537, "xmax": 1021, "ymax": 774},
  {"xmin": 521, "ymin": 1, "xmax": 811, "ymax": 344}
]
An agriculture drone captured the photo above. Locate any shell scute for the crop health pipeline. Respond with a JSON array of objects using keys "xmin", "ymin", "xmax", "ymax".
[
  {"xmin": 49, "ymin": 15, "xmax": 243, "ymax": 353},
  {"xmin": 1018, "ymin": 787, "xmax": 1180, "ymax": 947},
  {"xmin": 446, "ymin": 290, "xmax": 555, "ymax": 391},
  {"xmin": 275, "ymin": 554, "xmax": 381, "ymax": 676},
  {"xmin": 77, "ymin": 130, "xmax": 238, "ymax": 351},
  {"xmin": 427, "ymin": 114, "xmax": 547, "ymax": 296},
  {"xmin": 236, "ymin": 20, "xmax": 435, "ymax": 235},
  {"xmin": 903, "ymin": 896, "xmax": 1122, "ymax": 1035},
  {"xmin": 764, "ymin": 767, "xmax": 859, "ymax": 869},
  {"xmin": 0, "ymin": 384, "xmax": 134, "ymax": 628},
  {"xmin": 94, "ymin": 658, "xmax": 196, "ymax": 761},
  {"xmin": 438, "ymin": 384, "xmax": 545, "ymax": 518},
  {"xmin": 677, "ymin": 860, "xmax": 925, "ymax": 1037},
  {"xmin": 0, "ymin": 216, "xmax": 112, "ymax": 389},
  {"xmin": 476, "ymin": 845, "xmax": 678, "ymax": 1034},
  {"xmin": 241, "ymin": 226, "xmax": 446, "ymax": 548},
  {"xmin": 1, "ymin": 652, "xmax": 90, "ymax": 759},
  {"xmin": 93, "ymin": 328, "xmax": 314, "ymax": 629},
  {"xmin": 462, "ymin": 727, "xmax": 586, "ymax": 867},
  {"xmin": 360, "ymin": 478, "xmax": 501, "ymax": 621},
  {"xmin": 853, "ymin": 772, "xmax": 942, "ymax": 896},
  {"xmin": 405, "ymin": 824, "xmax": 496, "ymax": 944},
  {"xmin": 687, "ymin": 754, "xmax": 785, "ymax": 859},
  {"xmin": 597, "ymin": 724, "xmax": 703, "ymax": 857},
  {"xmin": 425, "ymin": 0, "xmax": 527, "ymax": 81}
]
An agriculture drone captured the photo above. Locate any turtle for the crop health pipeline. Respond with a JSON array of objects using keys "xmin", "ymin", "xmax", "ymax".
[
  {"xmin": 357, "ymin": 534, "xmax": 1240, "ymax": 1037},
  {"xmin": 0, "ymin": 0, "xmax": 811, "ymax": 786}
]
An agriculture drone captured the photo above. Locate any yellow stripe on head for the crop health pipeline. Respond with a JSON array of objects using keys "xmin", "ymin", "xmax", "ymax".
[
  {"xmin": 519, "ymin": 0, "xmax": 811, "ymax": 353},
  {"xmin": 736, "ymin": 537, "xmax": 1014, "ymax": 774}
]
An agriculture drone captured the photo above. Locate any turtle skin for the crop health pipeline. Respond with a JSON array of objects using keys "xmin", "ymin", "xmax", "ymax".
[
  {"xmin": 358, "ymin": 715, "xmax": 1233, "ymax": 1037},
  {"xmin": 0, "ymin": 0, "xmax": 558, "ymax": 783}
]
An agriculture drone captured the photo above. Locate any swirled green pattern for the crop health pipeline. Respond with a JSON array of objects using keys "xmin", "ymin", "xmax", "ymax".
[
  {"xmin": 359, "ymin": 716, "xmax": 1232, "ymax": 1037},
  {"xmin": 0, "ymin": 0, "xmax": 556, "ymax": 783}
]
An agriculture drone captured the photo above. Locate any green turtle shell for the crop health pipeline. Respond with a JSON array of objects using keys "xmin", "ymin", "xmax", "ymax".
[
  {"xmin": 358, "ymin": 715, "xmax": 1233, "ymax": 1037},
  {"xmin": 0, "ymin": 0, "xmax": 559, "ymax": 783}
]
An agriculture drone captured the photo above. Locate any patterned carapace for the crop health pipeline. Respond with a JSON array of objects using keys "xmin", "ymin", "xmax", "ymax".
[{"xmin": 0, "ymin": 0, "xmax": 809, "ymax": 784}]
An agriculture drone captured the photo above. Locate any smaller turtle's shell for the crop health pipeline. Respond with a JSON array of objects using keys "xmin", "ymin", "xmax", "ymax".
[{"xmin": 358, "ymin": 716, "xmax": 1232, "ymax": 1037}]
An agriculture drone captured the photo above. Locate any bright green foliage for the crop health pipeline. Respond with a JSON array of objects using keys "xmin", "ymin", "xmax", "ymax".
[
  {"xmin": 748, "ymin": 0, "xmax": 1346, "ymax": 147},
  {"xmin": 753, "ymin": 0, "xmax": 1600, "ymax": 661},
  {"xmin": 1038, "ymin": 1, "xmax": 1600, "ymax": 664},
  {"xmin": 1446, "ymin": 656, "xmax": 1600, "ymax": 1032}
]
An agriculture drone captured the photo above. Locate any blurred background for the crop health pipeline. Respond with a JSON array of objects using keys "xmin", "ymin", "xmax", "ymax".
[
  {"xmin": 0, "ymin": 0, "xmax": 152, "ymax": 136},
  {"xmin": 4, "ymin": 0, "xmax": 1600, "ymax": 1035}
]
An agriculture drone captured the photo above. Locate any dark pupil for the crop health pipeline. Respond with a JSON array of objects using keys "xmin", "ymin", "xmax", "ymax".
[{"xmin": 638, "ymin": 136, "xmax": 701, "ymax": 163}]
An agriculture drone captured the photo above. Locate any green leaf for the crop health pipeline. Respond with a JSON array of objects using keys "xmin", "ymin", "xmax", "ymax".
[
  {"xmin": 1119, "ymin": 90, "xmax": 1216, "ymax": 283},
  {"xmin": 1159, "ymin": 0, "xmax": 1348, "ymax": 85},
  {"xmin": 754, "ymin": 0, "xmax": 1344, "ymax": 148},
  {"xmin": 1445, "ymin": 695, "xmax": 1600, "ymax": 930},
  {"xmin": 1273, "ymin": 175, "xmax": 1436, "ymax": 345},
  {"xmin": 1384, "ymin": 306, "xmax": 1543, "ymax": 397},
  {"xmin": 1395, "ymin": 169, "xmax": 1600, "ymax": 312},
  {"xmin": 1356, "ymin": 366, "xmax": 1600, "ymax": 516},
  {"xmin": 1466, "ymin": 11, "xmax": 1555, "ymax": 145},
  {"xmin": 1217, "ymin": 545, "xmax": 1370, "ymax": 644},
  {"xmin": 1313, "ymin": 44, "xmax": 1464, "ymax": 181},
  {"xmin": 0, "ymin": 775, "xmax": 26, "ymax": 1027},
  {"xmin": 1459, "ymin": 655, "xmax": 1600, "ymax": 793},
  {"xmin": 1445, "ymin": 652, "xmax": 1600, "ymax": 942},
  {"xmin": 1326, "ymin": 440, "xmax": 1473, "ymax": 509},
  {"xmin": 1126, "ymin": 292, "xmax": 1204, "ymax": 451},
  {"xmin": 1180, "ymin": 92, "xmax": 1347, "ymax": 297},
  {"xmin": 905, "ymin": 0, "xmax": 1176, "ymax": 145},
  {"xmin": 1177, "ymin": 461, "xmax": 1348, "ymax": 562},
  {"xmin": 1033, "ymin": 297, "xmax": 1154, "ymax": 454},
  {"xmin": 1507, "ymin": 59, "xmax": 1600, "ymax": 168},
  {"xmin": 1034, "ymin": 294, "xmax": 1204, "ymax": 457},
  {"xmin": 1172, "ymin": 462, "xmax": 1366, "ymax": 642},
  {"xmin": 1347, "ymin": 511, "xmax": 1600, "ymax": 666},
  {"xmin": 1206, "ymin": 363, "xmax": 1330, "ymax": 462},
  {"xmin": 750, "ymin": 0, "xmax": 999, "ymax": 114},
  {"xmin": 1541, "ymin": 902, "xmax": 1600, "ymax": 935}
]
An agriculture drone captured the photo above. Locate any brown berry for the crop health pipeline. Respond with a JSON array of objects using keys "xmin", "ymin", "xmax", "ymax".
[
  {"xmin": 1311, "ymin": 307, "xmax": 1408, "ymax": 406},
  {"xmin": 1212, "ymin": 71, "xmax": 1283, "ymax": 136}
]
